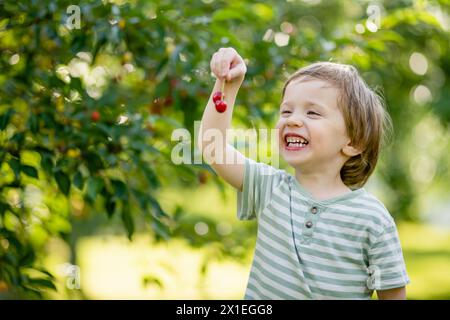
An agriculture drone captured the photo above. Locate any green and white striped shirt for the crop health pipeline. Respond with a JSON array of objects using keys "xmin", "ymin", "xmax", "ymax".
[{"xmin": 237, "ymin": 158, "xmax": 410, "ymax": 300}]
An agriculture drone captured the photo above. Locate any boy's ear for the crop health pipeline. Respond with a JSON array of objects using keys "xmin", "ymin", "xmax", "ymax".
[{"xmin": 342, "ymin": 141, "xmax": 362, "ymax": 157}]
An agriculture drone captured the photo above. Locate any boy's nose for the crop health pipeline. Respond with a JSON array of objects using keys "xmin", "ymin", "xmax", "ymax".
[{"xmin": 286, "ymin": 116, "xmax": 304, "ymax": 127}]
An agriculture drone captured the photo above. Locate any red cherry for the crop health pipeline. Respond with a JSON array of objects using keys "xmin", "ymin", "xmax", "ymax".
[
  {"xmin": 151, "ymin": 98, "xmax": 163, "ymax": 114},
  {"xmin": 180, "ymin": 89, "xmax": 188, "ymax": 98},
  {"xmin": 91, "ymin": 111, "xmax": 101, "ymax": 122},
  {"xmin": 215, "ymin": 100, "xmax": 227, "ymax": 113},
  {"xmin": 199, "ymin": 89, "xmax": 209, "ymax": 98},
  {"xmin": 198, "ymin": 171, "xmax": 208, "ymax": 184},
  {"xmin": 164, "ymin": 96, "xmax": 173, "ymax": 106},
  {"xmin": 170, "ymin": 78, "xmax": 178, "ymax": 89},
  {"xmin": 213, "ymin": 91, "xmax": 223, "ymax": 104}
]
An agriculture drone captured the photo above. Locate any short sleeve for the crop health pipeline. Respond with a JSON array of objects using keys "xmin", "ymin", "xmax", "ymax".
[
  {"xmin": 236, "ymin": 157, "xmax": 284, "ymax": 221},
  {"xmin": 367, "ymin": 223, "xmax": 410, "ymax": 291}
]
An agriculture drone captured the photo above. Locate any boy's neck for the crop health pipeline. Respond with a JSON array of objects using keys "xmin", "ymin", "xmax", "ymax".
[{"xmin": 294, "ymin": 168, "xmax": 352, "ymax": 201}]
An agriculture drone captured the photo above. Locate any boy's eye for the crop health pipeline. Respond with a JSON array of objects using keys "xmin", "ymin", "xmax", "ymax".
[
  {"xmin": 307, "ymin": 111, "xmax": 321, "ymax": 116},
  {"xmin": 281, "ymin": 110, "xmax": 291, "ymax": 114}
]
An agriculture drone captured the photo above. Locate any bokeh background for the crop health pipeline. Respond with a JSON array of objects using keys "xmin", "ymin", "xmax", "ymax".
[{"xmin": 1, "ymin": 0, "xmax": 450, "ymax": 299}]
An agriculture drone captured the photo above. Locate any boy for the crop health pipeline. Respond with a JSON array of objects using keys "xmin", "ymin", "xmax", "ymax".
[{"xmin": 198, "ymin": 47, "xmax": 409, "ymax": 299}]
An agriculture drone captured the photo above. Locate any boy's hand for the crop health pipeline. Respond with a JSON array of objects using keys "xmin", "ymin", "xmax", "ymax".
[{"xmin": 210, "ymin": 47, "xmax": 247, "ymax": 83}]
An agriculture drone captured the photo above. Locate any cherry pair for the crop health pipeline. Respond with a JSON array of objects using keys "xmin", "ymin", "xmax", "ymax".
[{"xmin": 212, "ymin": 80, "xmax": 227, "ymax": 113}]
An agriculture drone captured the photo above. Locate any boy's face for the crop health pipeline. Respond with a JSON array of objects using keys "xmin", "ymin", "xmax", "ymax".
[{"xmin": 276, "ymin": 78, "xmax": 355, "ymax": 172}]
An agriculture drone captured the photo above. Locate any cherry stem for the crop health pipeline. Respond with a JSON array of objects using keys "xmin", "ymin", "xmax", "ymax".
[{"xmin": 221, "ymin": 79, "xmax": 225, "ymax": 100}]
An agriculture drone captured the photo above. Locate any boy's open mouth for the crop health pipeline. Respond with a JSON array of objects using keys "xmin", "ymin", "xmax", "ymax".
[{"xmin": 283, "ymin": 133, "xmax": 309, "ymax": 151}]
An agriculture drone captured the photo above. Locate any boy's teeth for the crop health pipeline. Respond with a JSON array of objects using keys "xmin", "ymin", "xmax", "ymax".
[
  {"xmin": 285, "ymin": 136, "xmax": 308, "ymax": 144},
  {"xmin": 287, "ymin": 142, "xmax": 307, "ymax": 147}
]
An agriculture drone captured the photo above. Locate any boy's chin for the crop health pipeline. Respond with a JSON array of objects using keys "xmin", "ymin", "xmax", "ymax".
[
  {"xmin": 281, "ymin": 154, "xmax": 308, "ymax": 168},
  {"xmin": 280, "ymin": 145, "xmax": 312, "ymax": 167}
]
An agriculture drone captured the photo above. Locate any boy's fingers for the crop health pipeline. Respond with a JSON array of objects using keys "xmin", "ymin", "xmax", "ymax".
[
  {"xmin": 215, "ymin": 56, "xmax": 223, "ymax": 78},
  {"xmin": 227, "ymin": 64, "xmax": 245, "ymax": 81},
  {"xmin": 220, "ymin": 58, "xmax": 229, "ymax": 77},
  {"xmin": 226, "ymin": 67, "xmax": 237, "ymax": 80},
  {"xmin": 211, "ymin": 48, "xmax": 244, "ymax": 80},
  {"xmin": 210, "ymin": 53, "xmax": 218, "ymax": 76},
  {"xmin": 220, "ymin": 50, "xmax": 236, "ymax": 77}
]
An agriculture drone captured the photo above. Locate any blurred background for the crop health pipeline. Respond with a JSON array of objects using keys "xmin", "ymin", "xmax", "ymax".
[{"xmin": 1, "ymin": 0, "xmax": 449, "ymax": 299}]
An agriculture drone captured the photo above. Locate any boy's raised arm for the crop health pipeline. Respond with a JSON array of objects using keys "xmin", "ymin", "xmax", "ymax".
[{"xmin": 197, "ymin": 48, "xmax": 247, "ymax": 191}]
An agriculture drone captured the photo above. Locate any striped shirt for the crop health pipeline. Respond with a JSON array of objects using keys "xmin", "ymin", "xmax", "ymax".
[{"xmin": 237, "ymin": 158, "xmax": 410, "ymax": 300}]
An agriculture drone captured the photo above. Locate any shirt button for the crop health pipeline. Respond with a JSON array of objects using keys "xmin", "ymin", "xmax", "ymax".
[
  {"xmin": 305, "ymin": 221, "xmax": 313, "ymax": 228},
  {"xmin": 311, "ymin": 206, "xmax": 318, "ymax": 214}
]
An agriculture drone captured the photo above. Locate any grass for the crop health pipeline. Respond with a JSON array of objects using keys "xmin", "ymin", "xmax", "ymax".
[
  {"xmin": 397, "ymin": 222, "xmax": 450, "ymax": 299},
  {"xmin": 44, "ymin": 235, "xmax": 250, "ymax": 300},
  {"xmin": 43, "ymin": 184, "xmax": 450, "ymax": 300}
]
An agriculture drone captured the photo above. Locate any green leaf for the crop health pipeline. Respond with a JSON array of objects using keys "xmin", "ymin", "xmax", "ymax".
[
  {"xmin": 21, "ymin": 165, "xmax": 38, "ymax": 178},
  {"xmin": 34, "ymin": 268, "xmax": 55, "ymax": 280},
  {"xmin": 19, "ymin": 247, "xmax": 35, "ymax": 267},
  {"xmin": 10, "ymin": 132, "xmax": 25, "ymax": 145},
  {"xmin": 94, "ymin": 123, "xmax": 113, "ymax": 137},
  {"xmin": 83, "ymin": 151, "xmax": 105, "ymax": 173},
  {"xmin": 148, "ymin": 194, "xmax": 168, "ymax": 218},
  {"xmin": 54, "ymin": 170, "xmax": 71, "ymax": 196},
  {"xmin": 155, "ymin": 56, "xmax": 168, "ymax": 79},
  {"xmin": 92, "ymin": 31, "xmax": 108, "ymax": 62},
  {"xmin": 130, "ymin": 188, "xmax": 148, "ymax": 211},
  {"xmin": 0, "ymin": 108, "xmax": 14, "ymax": 130},
  {"xmin": 252, "ymin": 3, "xmax": 273, "ymax": 21},
  {"xmin": 121, "ymin": 203, "xmax": 134, "ymax": 240},
  {"xmin": 151, "ymin": 218, "xmax": 170, "ymax": 241},
  {"xmin": 86, "ymin": 176, "xmax": 104, "ymax": 203},
  {"xmin": 142, "ymin": 166, "xmax": 160, "ymax": 188},
  {"xmin": 73, "ymin": 170, "xmax": 84, "ymax": 189},
  {"xmin": 27, "ymin": 113, "xmax": 39, "ymax": 133},
  {"xmin": 26, "ymin": 278, "xmax": 57, "ymax": 291},
  {"xmin": 40, "ymin": 152, "xmax": 54, "ymax": 175},
  {"xmin": 129, "ymin": 141, "xmax": 160, "ymax": 155},
  {"xmin": 105, "ymin": 196, "xmax": 116, "ymax": 219},
  {"xmin": 7, "ymin": 158, "xmax": 21, "ymax": 179},
  {"xmin": 111, "ymin": 179, "xmax": 128, "ymax": 200},
  {"xmin": 0, "ymin": 201, "xmax": 12, "ymax": 217},
  {"xmin": 142, "ymin": 275, "xmax": 163, "ymax": 289},
  {"xmin": 211, "ymin": 8, "xmax": 245, "ymax": 23}
]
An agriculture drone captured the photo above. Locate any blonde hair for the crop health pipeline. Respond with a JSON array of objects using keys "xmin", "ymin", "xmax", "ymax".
[{"xmin": 281, "ymin": 62, "xmax": 393, "ymax": 188}]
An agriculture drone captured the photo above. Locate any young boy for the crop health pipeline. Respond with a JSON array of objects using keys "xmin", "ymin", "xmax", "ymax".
[{"xmin": 198, "ymin": 47, "xmax": 409, "ymax": 300}]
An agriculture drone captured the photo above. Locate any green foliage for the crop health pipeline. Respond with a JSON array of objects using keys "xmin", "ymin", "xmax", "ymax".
[{"xmin": 1, "ymin": 0, "xmax": 449, "ymax": 298}]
